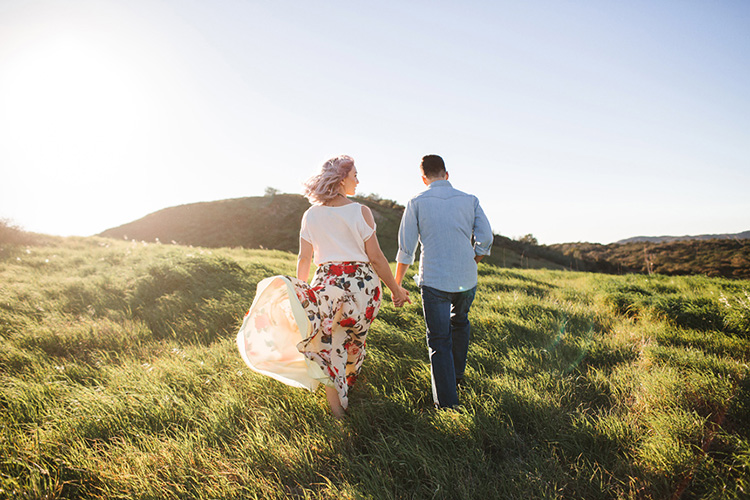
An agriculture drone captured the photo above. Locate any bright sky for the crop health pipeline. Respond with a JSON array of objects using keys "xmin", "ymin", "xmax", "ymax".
[{"xmin": 1, "ymin": 0, "xmax": 748, "ymax": 245}]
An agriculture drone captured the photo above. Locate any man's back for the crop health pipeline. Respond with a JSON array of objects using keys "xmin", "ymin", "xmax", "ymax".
[{"xmin": 396, "ymin": 179, "xmax": 492, "ymax": 292}]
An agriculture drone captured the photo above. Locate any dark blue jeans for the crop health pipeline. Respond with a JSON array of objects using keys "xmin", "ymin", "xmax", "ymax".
[{"xmin": 420, "ymin": 285, "xmax": 477, "ymax": 408}]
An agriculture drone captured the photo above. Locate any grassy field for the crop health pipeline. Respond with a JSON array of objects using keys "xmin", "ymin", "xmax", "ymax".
[{"xmin": 1, "ymin": 237, "xmax": 749, "ymax": 499}]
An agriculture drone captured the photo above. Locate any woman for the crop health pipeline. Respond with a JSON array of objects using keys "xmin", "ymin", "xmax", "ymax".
[{"xmin": 237, "ymin": 155, "xmax": 409, "ymax": 418}]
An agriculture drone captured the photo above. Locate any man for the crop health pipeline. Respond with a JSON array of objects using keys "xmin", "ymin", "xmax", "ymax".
[{"xmin": 395, "ymin": 155, "xmax": 493, "ymax": 409}]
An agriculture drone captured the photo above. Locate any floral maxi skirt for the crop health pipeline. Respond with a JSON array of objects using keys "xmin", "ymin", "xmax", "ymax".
[{"xmin": 237, "ymin": 262, "xmax": 381, "ymax": 409}]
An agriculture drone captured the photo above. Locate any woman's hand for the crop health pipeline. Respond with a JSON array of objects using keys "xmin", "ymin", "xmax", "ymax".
[{"xmin": 391, "ymin": 286, "xmax": 411, "ymax": 308}]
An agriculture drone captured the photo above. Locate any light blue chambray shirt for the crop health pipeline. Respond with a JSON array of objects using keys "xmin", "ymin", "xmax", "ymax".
[{"xmin": 396, "ymin": 180, "xmax": 493, "ymax": 293}]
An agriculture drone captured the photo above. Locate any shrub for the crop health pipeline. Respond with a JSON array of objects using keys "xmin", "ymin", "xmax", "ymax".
[
  {"xmin": 130, "ymin": 255, "xmax": 260, "ymax": 343},
  {"xmin": 0, "ymin": 218, "xmax": 33, "ymax": 246},
  {"xmin": 652, "ymin": 296, "xmax": 724, "ymax": 331}
]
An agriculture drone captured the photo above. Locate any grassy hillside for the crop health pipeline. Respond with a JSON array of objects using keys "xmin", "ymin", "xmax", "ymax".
[
  {"xmin": 97, "ymin": 194, "xmax": 571, "ymax": 272},
  {"xmin": 98, "ymin": 194, "xmax": 409, "ymax": 260},
  {"xmin": 99, "ymin": 194, "xmax": 313, "ymax": 256},
  {"xmin": 2, "ymin": 237, "xmax": 749, "ymax": 498},
  {"xmin": 98, "ymin": 195, "xmax": 750, "ymax": 280}
]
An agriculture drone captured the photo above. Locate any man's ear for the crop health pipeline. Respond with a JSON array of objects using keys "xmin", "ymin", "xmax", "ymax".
[
  {"xmin": 422, "ymin": 175, "xmax": 429, "ymax": 185},
  {"xmin": 445, "ymin": 171, "xmax": 449, "ymax": 180}
]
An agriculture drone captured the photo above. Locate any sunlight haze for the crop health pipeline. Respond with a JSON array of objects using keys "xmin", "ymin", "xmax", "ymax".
[{"xmin": 1, "ymin": 0, "xmax": 748, "ymax": 245}]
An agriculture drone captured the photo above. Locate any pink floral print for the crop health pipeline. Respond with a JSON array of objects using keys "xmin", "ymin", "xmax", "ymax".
[{"xmin": 295, "ymin": 261, "xmax": 381, "ymax": 409}]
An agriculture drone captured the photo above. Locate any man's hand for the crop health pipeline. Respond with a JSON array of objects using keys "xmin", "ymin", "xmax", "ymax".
[{"xmin": 474, "ymin": 255, "xmax": 484, "ymax": 264}]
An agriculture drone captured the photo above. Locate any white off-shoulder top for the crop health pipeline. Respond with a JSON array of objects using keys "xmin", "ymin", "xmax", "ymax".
[{"xmin": 299, "ymin": 203, "xmax": 376, "ymax": 265}]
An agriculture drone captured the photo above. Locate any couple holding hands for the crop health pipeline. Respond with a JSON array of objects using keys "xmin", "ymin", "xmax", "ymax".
[{"xmin": 237, "ymin": 154, "xmax": 493, "ymax": 418}]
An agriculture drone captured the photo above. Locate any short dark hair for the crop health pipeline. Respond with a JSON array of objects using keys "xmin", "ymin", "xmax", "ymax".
[{"xmin": 420, "ymin": 155, "xmax": 446, "ymax": 178}]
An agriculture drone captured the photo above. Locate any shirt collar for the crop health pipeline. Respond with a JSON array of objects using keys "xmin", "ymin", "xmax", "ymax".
[{"xmin": 427, "ymin": 179, "xmax": 452, "ymax": 189}]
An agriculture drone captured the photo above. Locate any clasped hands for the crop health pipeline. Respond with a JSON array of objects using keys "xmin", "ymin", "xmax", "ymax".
[{"xmin": 391, "ymin": 286, "xmax": 412, "ymax": 308}]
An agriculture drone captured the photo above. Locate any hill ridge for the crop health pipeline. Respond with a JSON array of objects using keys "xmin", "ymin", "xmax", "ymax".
[
  {"xmin": 616, "ymin": 230, "xmax": 750, "ymax": 244},
  {"xmin": 98, "ymin": 194, "xmax": 573, "ymax": 272},
  {"xmin": 96, "ymin": 195, "xmax": 750, "ymax": 279}
]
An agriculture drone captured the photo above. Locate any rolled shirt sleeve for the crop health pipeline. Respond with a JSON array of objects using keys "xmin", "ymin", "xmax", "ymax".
[
  {"xmin": 472, "ymin": 198, "xmax": 493, "ymax": 257},
  {"xmin": 396, "ymin": 200, "xmax": 419, "ymax": 265}
]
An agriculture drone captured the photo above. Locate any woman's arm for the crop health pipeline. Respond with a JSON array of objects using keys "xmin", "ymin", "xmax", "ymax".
[
  {"xmin": 361, "ymin": 206, "xmax": 410, "ymax": 306},
  {"xmin": 297, "ymin": 237, "xmax": 313, "ymax": 282}
]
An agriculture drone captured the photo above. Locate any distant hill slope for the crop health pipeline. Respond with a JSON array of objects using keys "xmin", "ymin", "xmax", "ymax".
[
  {"xmin": 549, "ymin": 239, "xmax": 750, "ymax": 280},
  {"xmin": 99, "ymin": 194, "xmax": 575, "ymax": 272},
  {"xmin": 71, "ymin": 197, "xmax": 750, "ymax": 281},
  {"xmin": 105, "ymin": 195, "xmax": 750, "ymax": 279},
  {"xmin": 617, "ymin": 230, "xmax": 750, "ymax": 244},
  {"xmin": 100, "ymin": 194, "xmax": 313, "ymax": 254}
]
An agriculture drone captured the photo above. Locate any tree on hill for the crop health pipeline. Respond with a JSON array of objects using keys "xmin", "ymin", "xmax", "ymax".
[{"xmin": 518, "ymin": 234, "xmax": 538, "ymax": 246}]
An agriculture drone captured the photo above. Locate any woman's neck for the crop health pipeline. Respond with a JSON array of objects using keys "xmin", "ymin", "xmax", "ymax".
[{"xmin": 324, "ymin": 192, "xmax": 352, "ymax": 207}]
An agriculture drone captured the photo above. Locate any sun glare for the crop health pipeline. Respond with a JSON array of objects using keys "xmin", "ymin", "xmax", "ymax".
[
  {"xmin": 2, "ymin": 35, "xmax": 149, "ymax": 159},
  {"xmin": 1, "ymin": 2, "xmax": 279, "ymax": 237},
  {"xmin": 0, "ymin": 27, "xmax": 163, "ymax": 235}
]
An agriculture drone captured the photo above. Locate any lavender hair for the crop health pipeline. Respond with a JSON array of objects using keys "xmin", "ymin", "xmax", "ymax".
[{"xmin": 302, "ymin": 155, "xmax": 355, "ymax": 205}]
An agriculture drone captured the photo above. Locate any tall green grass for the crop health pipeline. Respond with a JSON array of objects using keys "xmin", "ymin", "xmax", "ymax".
[{"xmin": 1, "ymin": 237, "xmax": 748, "ymax": 499}]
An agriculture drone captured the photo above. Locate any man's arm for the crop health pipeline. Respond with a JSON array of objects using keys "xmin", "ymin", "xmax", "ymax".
[
  {"xmin": 473, "ymin": 198, "xmax": 493, "ymax": 260},
  {"xmin": 395, "ymin": 200, "xmax": 419, "ymax": 285},
  {"xmin": 395, "ymin": 262, "xmax": 410, "ymax": 285}
]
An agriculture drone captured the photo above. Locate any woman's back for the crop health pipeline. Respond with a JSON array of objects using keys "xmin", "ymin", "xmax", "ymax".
[{"xmin": 300, "ymin": 203, "xmax": 375, "ymax": 265}]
